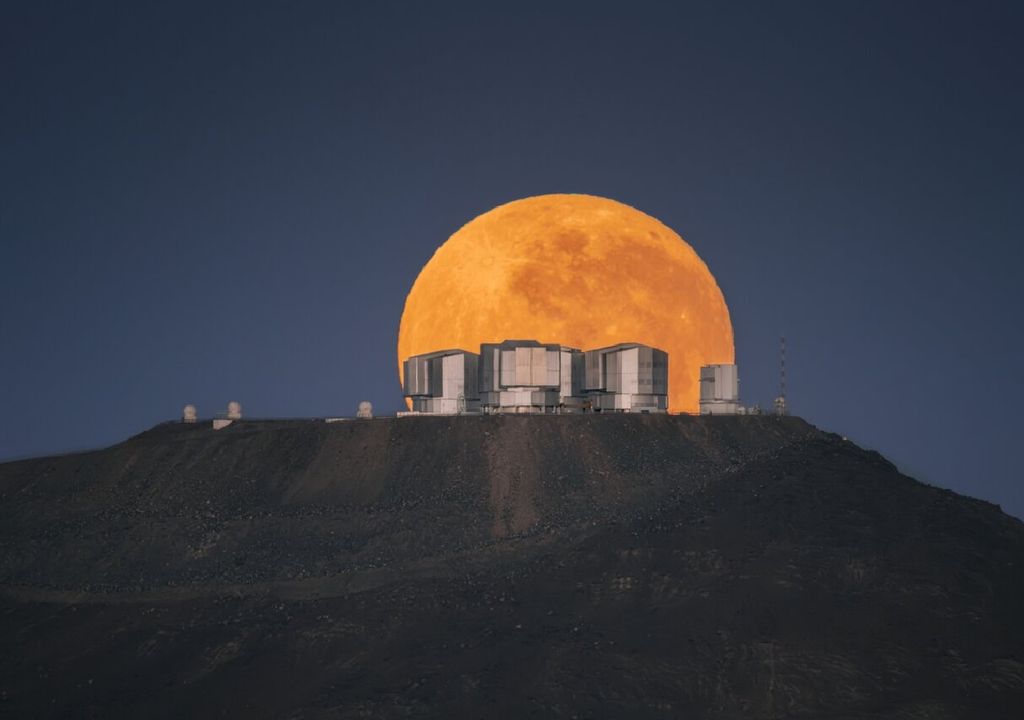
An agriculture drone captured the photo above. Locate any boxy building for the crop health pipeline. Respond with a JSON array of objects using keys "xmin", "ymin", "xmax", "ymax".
[
  {"xmin": 402, "ymin": 339, "xmax": 672, "ymax": 415},
  {"xmin": 583, "ymin": 343, "xmax": 669, "ymax": 413},
  {"xmin": 699, "ymin": 363, "xmax": 740, "ymax": 415},
  {"xmin": 478, "ymin": 340, "xmax": 584, "ymax": 413},
  {"xmin": 403, "ymin": 349, "xmax": 480, "ymax": 414}
]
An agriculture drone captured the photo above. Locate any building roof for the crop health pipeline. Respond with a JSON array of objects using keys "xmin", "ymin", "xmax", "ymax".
[{"xmin": 587, "ymin": 342, "xmax": 668, "ymax": 354}]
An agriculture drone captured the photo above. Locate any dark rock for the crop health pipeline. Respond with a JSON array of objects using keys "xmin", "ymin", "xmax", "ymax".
[{"xmin": 0, "ymin": 415, "xmax": 1022, "ymax": 718}]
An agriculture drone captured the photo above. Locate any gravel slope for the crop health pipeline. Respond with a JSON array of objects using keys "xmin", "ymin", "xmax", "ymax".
[{"xmin": 1, "ymin": 415, "xmax": 1022, "ymax": 718}]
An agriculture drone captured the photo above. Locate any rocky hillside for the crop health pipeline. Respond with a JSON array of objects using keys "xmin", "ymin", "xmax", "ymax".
[{"xmin": 1, "ymin": 415, "xmax": 1022, "ymax": 718}]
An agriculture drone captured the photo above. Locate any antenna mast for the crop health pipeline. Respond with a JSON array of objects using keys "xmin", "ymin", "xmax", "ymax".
[{"xmin": 774, "ymin": 336, "xmax": 788, "ymax": 416}]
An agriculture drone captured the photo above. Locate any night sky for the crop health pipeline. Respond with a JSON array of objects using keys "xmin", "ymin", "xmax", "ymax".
[{"xmin": 3, "ymin": 2, "xmax": 1022, "ymax": 518}]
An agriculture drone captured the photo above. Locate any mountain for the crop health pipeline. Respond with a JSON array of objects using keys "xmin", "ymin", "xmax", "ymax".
[{"xmin": 2, "ymin": 415, "xmax": 1022, "ymax": 718}]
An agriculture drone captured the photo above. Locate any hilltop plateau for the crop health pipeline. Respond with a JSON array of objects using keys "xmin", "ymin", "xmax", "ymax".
[{"xmin": 2, "ymin": 415, "xmax": 1022, "ymax": 718}]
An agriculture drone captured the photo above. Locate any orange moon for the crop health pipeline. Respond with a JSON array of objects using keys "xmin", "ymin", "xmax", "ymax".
[{"xmin": 397, "ymin": 194, "xmax": 734, "ymax": 413}]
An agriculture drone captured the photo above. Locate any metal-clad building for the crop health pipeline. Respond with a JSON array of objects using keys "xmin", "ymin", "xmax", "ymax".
[
  {"xmin": 560, "ymin": 347, "xmax": 585, "ymax": 409},
  {"xmin": 402, "ymin": 349, "xmax": 480, "ymax": 414},
  {"xmin": 584, "ymin": 343, "xmax": 669, "ymax": 412},
  {"xmin": 479, "ymin": 340, "xmax": 584, "ymax": 413},
  {"xmin": 699, "ymin": 363, "xmax": 740, "ymax": 415},
  {"xmin": 403, "ymin": 339, "xmax": 671, "ymax": 415}
]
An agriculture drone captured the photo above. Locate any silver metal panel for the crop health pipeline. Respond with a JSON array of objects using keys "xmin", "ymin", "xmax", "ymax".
[
  {"xmin": 402, "ymin": 358, "xmax": 414, "ymax": 395},
  {"xmin": 699, "ymin": 365, "xmax": 717, "ymax": 401},
  {"xmin": 479, "ymin": 346, "xmax": 499, "ymax": 393},
  {"xmin": 429, "ymin": 355, "xmax": 443, "ymax": 397},
  {"xmin": 463, "ymin": 353, "xmax": 479, "ymax": 399},
  {"xmin": 652, "ymin": 349, "xmax": 668, "ymax": 396},
  {"xmin": 513, "ymin": 347, "xmax": 529, "ymax": 385},
  {"xmin": 559, "ymin": 349, "xmax": 573, "ymax": 399},
  {"xmin": 630, "ymin": 394, "xmax": 667, "ymax": 410},
  {"xmin": 405, "ymin": 358, "xmax": 417, "ymax": 395},
  {"xmin": 424, "ymin": 357, "xmax": 434, "ymax": 396},
  {"xmin": 547, "ymin": 348, "xmax": 560, "ymax": 388},
  {"xmin": 412, "ymin": 396, "xmax": 481, "ymax": 414},
  {"xmin": 404, "ymin": 356, "xmax": 431, "ymax": 397},
  {"xmin": 700, "ymin": 400, "xmax": 740, "ymax": 415},
  {"xmin": 531, "ymin": 390, "xmax": 559, "ymax": 405},
  {"xmin": 433, "ymin": 397, "xmax": 458, "ymax": 414},
  {"xmin": 619, "ymin": 347, "xmax": 639, "ymax": 394},
  {"xmin": 584, "ymin": 350, "xmax": 603, "ymax": 391},
  {"xmin": 502, "ymin": 349, "xmax": 517, "ymax": 386},
  {"xmin": 605, "ymin": 350, "xmax": 620, "ymax": 393},
  {"xmin": 441, "ymin": 353, "xmax": 462, "ymax": 398},
  {"xmin": 720, "ymin": 364, "xmax": 739, "ymax": 400},
  {"xmin": 530, "ymin": 347, "xmax": 547, "ymax": 386},
  {"xmin": 572, "ymin": 351, "xmax": 585, "ymax": 397}
]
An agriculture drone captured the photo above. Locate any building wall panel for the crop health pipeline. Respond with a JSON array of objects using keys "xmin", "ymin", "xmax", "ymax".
[{"xmin": 501, "ymin": 349, "xmax": 517, "ymax": 386}]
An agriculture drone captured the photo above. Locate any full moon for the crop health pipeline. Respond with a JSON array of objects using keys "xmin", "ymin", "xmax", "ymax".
[{"xmin": 397, "ymin": 194, "xmax": 734, "ymax": 412}]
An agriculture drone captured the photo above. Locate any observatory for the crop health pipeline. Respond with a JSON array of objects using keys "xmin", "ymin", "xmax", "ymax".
[
  {"xmin": 699, "ymin": 364, "xmax": 740, "ymax": 415},
  {"xmin": 403, "ymin": 349, "xmax": 480, "ymax": 414},
  {"xmin": 478, "ymin": 340, "xmax": 583, "ymax": 413},
  {"xmin": 213, "ymin": 401, "xmax": 243, "ymax": 430},
  {"xmin": 182, "ymin": 404, "xmax": 197, "ymax": 423},
  {"xmin": 583, "ymin": 343, "xmax": 669, "ymax": 413},
  {"xmin": 403, "ymin": 339, "xmax": 669, "ymax": 414}
]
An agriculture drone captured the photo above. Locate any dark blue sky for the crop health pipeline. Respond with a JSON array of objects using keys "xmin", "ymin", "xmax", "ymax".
[{"xmin": 3, "ymin": 2, "xmax": 1022, "ymax": 517}]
